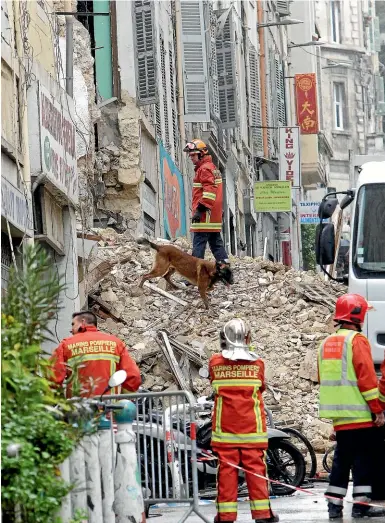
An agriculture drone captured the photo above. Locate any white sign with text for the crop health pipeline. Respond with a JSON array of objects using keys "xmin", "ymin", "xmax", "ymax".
[
  {"xmin": 279, "ymin": 126, "xmax": 301, "ymax": 187},
  {"xmin": 39, "ymin": 84, "xmax": 78, "ymax": 204}
]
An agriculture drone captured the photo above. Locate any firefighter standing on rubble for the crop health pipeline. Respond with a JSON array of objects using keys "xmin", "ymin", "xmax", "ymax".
[
  {"xmin": 209, "ymin": 319, "xmax": 279, "ymax": 523},
  {"xmin": 184, "ymin": 139, "xmax": 232, "ymax": 270},
  {"xmin": 318, "ymin": 294, "xmax": 385, "ymax": 520},
  {"xmin": 51, "ymin": 310, "xmax": 141, "ymax": 397}
]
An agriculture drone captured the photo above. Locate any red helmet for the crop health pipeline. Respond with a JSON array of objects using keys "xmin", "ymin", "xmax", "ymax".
[{"xmin": 334, "ymin": 294, "xmax": 373, "ymax": 325}]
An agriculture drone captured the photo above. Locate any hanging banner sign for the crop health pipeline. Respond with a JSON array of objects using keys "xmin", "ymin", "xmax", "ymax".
[
  {"xmin": 39, "ymin": 84, "xmax": 78, "ymax": 204},
  {"xmin": 299, "ymin": 201, "xmax": 322, "ymax": 224},
  {"xmin": 295, "ymin": 73, "xmax": 319, "ymax": 134},
  {"xmin": 279, "ymin": 126, "xmax": 301, "ymax": 187},
  {"xmin": 159, "ymin": 142, "xmax": 187, "ymax": 238},
  {"xmin": 254, "ymin": 181, "xmax": 292, "ymax": 213}
]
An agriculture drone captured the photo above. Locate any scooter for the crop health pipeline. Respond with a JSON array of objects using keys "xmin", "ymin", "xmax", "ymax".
[{"xmin": 131, "ymin": 387, "xmax": 306, "ymax": 501}]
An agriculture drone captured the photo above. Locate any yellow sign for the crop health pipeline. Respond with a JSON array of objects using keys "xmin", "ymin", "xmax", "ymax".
[{"xmin": 254, "ymin": 181, "xmax": 292, "ymax": 212}]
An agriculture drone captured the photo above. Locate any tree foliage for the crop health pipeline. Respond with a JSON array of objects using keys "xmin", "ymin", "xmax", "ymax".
[
  {"xmin": 301, "ymin": 224, "xmax": 317, "ymax": 271},
  {"xmin": 1, "ymin": 245, "xmax": 81, "ymax": 522}
]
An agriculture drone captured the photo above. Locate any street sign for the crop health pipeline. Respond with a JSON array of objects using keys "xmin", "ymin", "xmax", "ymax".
[
  {"xmin": 254, "ymin": 181, "xmax": 292, "ymax": 213},
  {"xmin": 299, "ymin": 201, "xmax": 321, "ymax": 224},
  {"xmin": 279, "ymin": 127, "xmax": 301, "ymax": 187}
]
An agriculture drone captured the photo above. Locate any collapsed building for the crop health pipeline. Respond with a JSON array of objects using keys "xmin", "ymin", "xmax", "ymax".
[{"xmin": 82, "ymin": 229, "xmax": 346, "ymax": 453}]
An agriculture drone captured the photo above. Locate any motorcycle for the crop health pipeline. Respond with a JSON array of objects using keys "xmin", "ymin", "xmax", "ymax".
[{"xmin": 132, "ymin": 387, "xmax": 306, "ymax": 503}]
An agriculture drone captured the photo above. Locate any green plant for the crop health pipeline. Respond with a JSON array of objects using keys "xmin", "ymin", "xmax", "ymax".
[
  {"xmin": 1, "ymin": 245, "xmax": 82, "ymax": 522},
  {"xmin": 301, "ymin": 224, "xmax": 317, "ymax": 271}
]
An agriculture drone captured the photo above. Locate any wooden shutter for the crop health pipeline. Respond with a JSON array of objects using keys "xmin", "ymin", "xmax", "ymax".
[
  {"xmin": 169, "ymin": 47, "xmax": 179, "ymax": 157},
  {"xmin": 209, "ymin": 3, "xmax": 220, "ymax": 118},
  {"xmin": 275, "ymin": 56, "xmax": 286, "ymax": 126},
  {"xmin": 180, "ymin": 0, "xmax": 210, "ymax": 122},
  {"xmin": 134, "ymin": 0, "xmax": 157, "ymax": 104},
  {"xmin": 248, "ymin": 42, "xmax": 263, "ymax": 155},
  {"xmin": 216, "ymin": 14, "xmax": 236, "ymax": 128},
  {"xmin": 160, "ymin": 35, "xmax": 170, "ymax": 152}
]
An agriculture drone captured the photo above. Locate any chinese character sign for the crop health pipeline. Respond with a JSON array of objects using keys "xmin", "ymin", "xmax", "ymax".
[
  {"xmin": 279, "ymin": 127, "xmax": 301, "ymax": 187},
  {"xmin": 295, "ymin": 73, "xmax": 319, "ymax": 134}
]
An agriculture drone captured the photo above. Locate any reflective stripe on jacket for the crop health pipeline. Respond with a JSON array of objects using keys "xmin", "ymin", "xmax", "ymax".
[
  {"xmin": 318, "ymin": 329, "xmax": 373, "ymax": 424},
  {"xmin": 51, "ymin": 326, "xmax": 141, "ymax": 397},
  {"xmin": 190, "ymin": 155, "xmax": 223, "ymax": 233},
  {"xmin": 209, "ymin": 354, "xmax": 267, "ymax": 448}
]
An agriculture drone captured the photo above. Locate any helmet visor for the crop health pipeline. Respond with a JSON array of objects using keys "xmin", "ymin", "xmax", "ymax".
[{"xmin": 183, "ymin": 142, "xmax": 197, "ymax": 152}]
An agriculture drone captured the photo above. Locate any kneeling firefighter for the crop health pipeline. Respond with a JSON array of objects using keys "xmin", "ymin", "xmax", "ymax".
[{"xmin": 209, "ymin": 319, "xmax": 279, "ymax": 523}]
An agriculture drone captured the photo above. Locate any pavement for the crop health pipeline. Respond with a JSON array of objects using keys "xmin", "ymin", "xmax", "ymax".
[{"xmin": 148, "ymin": 483, "xmax": 385, "ymax": 523}]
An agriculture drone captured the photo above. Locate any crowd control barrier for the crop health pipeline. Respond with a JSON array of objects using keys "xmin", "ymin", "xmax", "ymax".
[{"xmin": 58, "ymin": 390, "xmax": 211, "ymax": 523}]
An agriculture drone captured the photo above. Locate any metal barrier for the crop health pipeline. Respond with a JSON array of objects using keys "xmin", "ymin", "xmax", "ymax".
[
  {"xmin": 58, "ymin": 390, "xmax": 211, "ymax": 523},
  {"xmin": 108, "ymin": 391, "xmax": 211, "ymax": 523}
]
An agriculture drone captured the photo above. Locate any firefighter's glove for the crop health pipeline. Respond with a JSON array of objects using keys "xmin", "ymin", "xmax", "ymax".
[{"xmin": 192, "ymin": 204, "xmax": 208, "ymax": 223}]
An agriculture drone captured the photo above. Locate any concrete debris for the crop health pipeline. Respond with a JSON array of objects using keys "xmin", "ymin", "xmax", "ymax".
[{"xmin": 85, "ymin": 231, "xmax": 347, "ymax": 449}]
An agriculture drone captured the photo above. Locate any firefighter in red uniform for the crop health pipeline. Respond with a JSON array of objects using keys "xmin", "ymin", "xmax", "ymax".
[
  {"xmin": 51, "ymin": 310, "xmax": 141, "ymax": 397},
  {"xmin": 209, "ymin": 319, "xmax": 279, "ymax": 523},
  {"xmin": 318, "ymin": 294, "xmax": 385, "ymax": 519},
  {"xmin": 183, "ymin": 139, "xmax": 231, "ymax": 267}
]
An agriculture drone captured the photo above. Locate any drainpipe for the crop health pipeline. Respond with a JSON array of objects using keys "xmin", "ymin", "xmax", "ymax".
[
  {"xmin": 257, "ymin": 0, "xmax": 268, "ymax": 158},
  {"xmin": 65, "ymin": 0, "xmax": 74, "ymax": 97}
]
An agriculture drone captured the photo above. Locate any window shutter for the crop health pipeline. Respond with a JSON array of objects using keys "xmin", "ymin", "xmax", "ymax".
[
  {"xmin": 276, "ymin": 1, "xmax": 290, "ymax": 16},
  {"xmin": 216, "ymin": 14, "xmax": 236, "ymax": 128},
  {"xmin": 169, "ymin": 47, "xmax": 179, "ymax": 157},
  {"xmin": 160, "ymin": 35, "xmax": 170, "ymax": 152},
  {"xmin": 248, "ymin": 42, "xmax": 263, "ymax": 155},
  {"xmin": 275, "ymin": 56, "xmax": 286, "ymax": 126},
  {"xmin": 134, "ymin": 0, "xmax": 157, "ymax": 104},
  {"xmin": 180, "ymin": 0, "xmax": 210, "ymax": 122},
  {"xmin": 209, "ymin": 3, "xmax": 220, "ymax": 118}
]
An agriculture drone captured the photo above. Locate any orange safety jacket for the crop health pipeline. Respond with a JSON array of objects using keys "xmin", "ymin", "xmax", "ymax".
[
  {"xmin": 209, "ymin": 353, "xmax": 267, "ymax": 448},
  {"xmin": 379, "ymin": 357, "xmax": 385, "ymax": 410},
  {"xmin": 51, "ymin": 326, "xmax": 141, "ymax": 397},
  {"xmin": 190, "ymin": 155, "xmax": 223, "ymax": 233}
]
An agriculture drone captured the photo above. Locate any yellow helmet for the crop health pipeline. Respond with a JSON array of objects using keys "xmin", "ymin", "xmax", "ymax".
[{"xmin": 183, "ymin": 139, "xmax": 208, "ymax": 154}]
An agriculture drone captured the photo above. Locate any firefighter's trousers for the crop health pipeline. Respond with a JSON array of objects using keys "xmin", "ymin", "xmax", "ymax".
[
  {"xmin": 326, "ymin": 428, "xmax": 376, "ymax": 508},
  {"xmin": 214, "ymin": 446, "xmax": 272, "ymax": 521}
]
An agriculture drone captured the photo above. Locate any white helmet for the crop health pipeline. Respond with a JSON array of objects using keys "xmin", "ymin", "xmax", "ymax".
[{"xmin": 220, "ymin": 319, "xmax": 258, "ymax": 361}]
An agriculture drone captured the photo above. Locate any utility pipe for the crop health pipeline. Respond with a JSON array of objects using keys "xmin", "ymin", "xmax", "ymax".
[
  {"xmin": 65, "ymin": 0, "xmax": 74, "ymax": 97},
  {"xmin": 257, "ymin": 0, "xmax": 268, "ymax": 158}
]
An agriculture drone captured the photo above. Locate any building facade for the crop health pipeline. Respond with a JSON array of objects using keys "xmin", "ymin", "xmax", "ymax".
[
  {"xmin": 1, "ymin": 0, "xmax": 80, "ymax": 347},
  {"xmin": 67, "ymin": 0, "xmax": 301, "ymax": 266}
]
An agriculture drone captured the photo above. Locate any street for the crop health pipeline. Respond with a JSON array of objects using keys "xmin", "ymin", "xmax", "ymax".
[{"xmin": 149, "ymin": 484, "xmax": 385, "ymax": 523}]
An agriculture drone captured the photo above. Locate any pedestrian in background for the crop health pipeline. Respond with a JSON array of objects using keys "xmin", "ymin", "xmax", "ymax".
[{"xmin": 318, "ymin": 294, "xmax": 385, "ymax": 519}]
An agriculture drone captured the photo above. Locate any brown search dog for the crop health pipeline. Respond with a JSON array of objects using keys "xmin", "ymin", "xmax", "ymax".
[{"xmin": 137, "ymin": 238, "xmax": 234, "ymax": 309}]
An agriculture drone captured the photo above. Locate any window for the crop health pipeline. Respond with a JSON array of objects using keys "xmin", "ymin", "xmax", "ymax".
[
  {"xmin": 333, "ymin": 83, "xmax": 345, "ymax": 130},
  {"xmin": 330, "ymin": 0, "xmax": 341, "ymax": 43},
  {"xmin": 133, "ymin": 0, "xmax": 157, "ymax": 103},
  {"xmin": 78, "ymin": 1, "xmax": 115, "ymax": 100},
  {"xmin": 216, "ymin": 15, "xmax": 236, "ymax": 128},
  {"xmin": 353, "ymin": 184, "xmax": 385, "ymax": 278}
]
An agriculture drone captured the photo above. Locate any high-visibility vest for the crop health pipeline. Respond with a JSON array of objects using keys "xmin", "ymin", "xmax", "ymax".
[{"xmin": 318, "ymin": 329, "xmax": 372, "ymax": 425}]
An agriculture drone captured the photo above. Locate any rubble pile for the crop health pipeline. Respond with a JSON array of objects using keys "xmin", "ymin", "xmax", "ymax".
[{"xmin": 85, "ymin": 229, "xmax": 346, "ymax": 452}]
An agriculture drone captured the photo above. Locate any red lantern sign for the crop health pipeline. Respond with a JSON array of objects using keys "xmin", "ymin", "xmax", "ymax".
[{"xmin": 295, "ymin": 73, "xmax": 319, "ymax": 134}]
